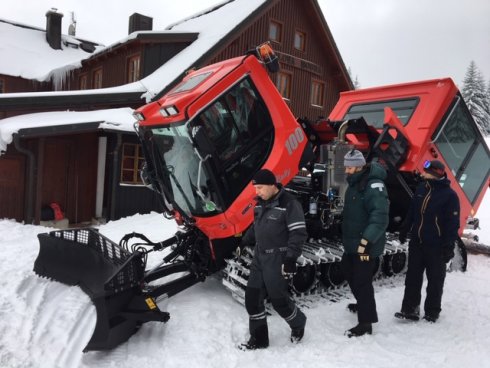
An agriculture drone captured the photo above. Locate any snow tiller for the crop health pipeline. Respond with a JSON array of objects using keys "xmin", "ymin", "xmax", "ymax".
[
  {"xmin": 34, "ymin": 227, "xmax": 214, "ymax": 351},
  {"xmin": 33, "ymin": 43, "xmax": 489, "ymax": 352}
]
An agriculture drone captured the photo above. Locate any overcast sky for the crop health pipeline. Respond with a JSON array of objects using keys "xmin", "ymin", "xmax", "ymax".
[{"xmin": 1, "ymin": 0, "xmax": 489, "ymax": 88}]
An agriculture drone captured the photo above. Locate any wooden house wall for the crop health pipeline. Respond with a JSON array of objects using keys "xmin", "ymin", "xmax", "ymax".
[
  {"xmin": 0, "ymin": 74, "xmax": 52, "ymax": 94},
  {"xmin": 208, "ymin": 0, "xmax": 351, "ymax": 122},
  {"xmin": 67, "ymin": 41, "xmax": 192, "ymax": 91},
  {"xmin": 0, "ymin": 147, "xmax": 26, "ymax": 221},
  {"xmin": 105, "ymin": 133, "xmax": 164, "ymax": 221}
]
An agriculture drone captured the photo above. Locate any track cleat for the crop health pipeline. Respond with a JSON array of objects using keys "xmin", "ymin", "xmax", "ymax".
[{"xmin": 345, "ymin": 323, "xmax": 372, "ymax": 338}]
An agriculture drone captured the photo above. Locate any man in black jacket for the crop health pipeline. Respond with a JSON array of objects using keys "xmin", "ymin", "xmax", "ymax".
[
  {"xmin": 395, "ymin": 160, "xmax": 460, "ymax": 322},
  {"xmin": 239, "ymin": 169, "xmax": 307, "ymax": 350}
]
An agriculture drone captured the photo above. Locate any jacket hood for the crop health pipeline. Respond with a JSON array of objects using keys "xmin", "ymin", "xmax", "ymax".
[{"xmin": 347, "ymin": 162, "xmax": 387, "ymax": 185}]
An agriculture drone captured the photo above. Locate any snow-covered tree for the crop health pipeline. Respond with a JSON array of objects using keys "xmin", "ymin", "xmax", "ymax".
[
  {"xmin": 347, "ymin": 67, "xmax": 361, "ymax": 89},
  {"xmin": 461, "ymin": 61, "xmax": 490, "ymax": 135},
  {"xmin": 485, "ymin": 80, "xmax": 490, "ymax": 127}
]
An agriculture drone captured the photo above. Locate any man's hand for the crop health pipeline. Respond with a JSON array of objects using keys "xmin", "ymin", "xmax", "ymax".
[
  {"xmin": 281, "ymin": 258, "xmax": 297, "ymax": 279},
  {"xmin": 357, "ymin": 239, "xmax": 370, "ymax": 261}
]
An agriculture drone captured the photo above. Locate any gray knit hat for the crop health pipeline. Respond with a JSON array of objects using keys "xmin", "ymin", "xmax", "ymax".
[{"xmin": 344, "ymin": 149, "xmax": 366, "ymax": 167}]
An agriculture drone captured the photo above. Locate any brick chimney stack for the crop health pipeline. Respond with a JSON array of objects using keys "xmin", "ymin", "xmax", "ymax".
[{"xmin": 46, "ymin": 9, "xmax": 63, "ymax": 50}]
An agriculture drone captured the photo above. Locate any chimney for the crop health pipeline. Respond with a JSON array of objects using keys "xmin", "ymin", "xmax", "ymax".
[
  {"xmin": 128, "ymin": 13, "xmax": 153, "ymax": 34},
  {"xmin": 46, "ymin": 9, "xmax": 64, "ymax": 50}
]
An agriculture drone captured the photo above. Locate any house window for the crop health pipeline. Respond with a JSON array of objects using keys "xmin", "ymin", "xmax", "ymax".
[
  {"xmin": 93, "ymin": 68, "xmax": 103, "ymax": 89},
  {"xmin": 79, "ymin": 74, "xmax": 88, "ymax": 90},
  {"xmin": 269, "ymin": 20, "xmax": 282, "ymax": 43},
  {"xmin": 310, "ymin": 80, "xmax": 325, "ymax": 107},
  {"xmin": 294, "ymin": 30, "xmax": 306, "ymax": 51},
  {"xmin": 0, "ymin": 79, "xmax": 4, "ymax": 93},
  {"xmin": 120, "ymin": 143, "xmax": 144, "ymax": 184},
  {"xmin": 127, "ymin": 54, "xmax": 141, "ymax": 83},
  {"xmin": 276, "ymin": 72, "xmax": 291, "ymax": 99}
]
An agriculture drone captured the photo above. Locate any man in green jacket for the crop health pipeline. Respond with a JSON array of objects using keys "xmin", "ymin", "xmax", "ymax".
[{"xmin": 341, "ymin": 149, "xmax": 389, "ymax": 337}]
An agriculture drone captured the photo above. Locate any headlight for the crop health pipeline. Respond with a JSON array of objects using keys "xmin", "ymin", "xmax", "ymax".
[
  {"xmin": 159, "ymin": 105, "xmax": 179, "ymax": 117},
  {"xmin": 133, "ymin": 111, "xmax": 145, "ymax": 121}
]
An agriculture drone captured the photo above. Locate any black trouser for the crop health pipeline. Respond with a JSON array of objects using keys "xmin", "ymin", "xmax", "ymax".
[
  {"xmin": 401, "ymin": 241, "xmax": 446, "ymax": 317},
  {"xmin": 245, "ymin": 249, "xmax": 306, "ymax": 342},
  {"xmin": 341, "ymin": 253, "xmax": 378, "ymax": 324}
]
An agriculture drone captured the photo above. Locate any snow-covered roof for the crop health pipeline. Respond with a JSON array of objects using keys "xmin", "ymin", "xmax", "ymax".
[
  {"xmin": 0, "ymin": 0, "xmax": 268, "ymax": 154},
  {"xmin": 141, "ymin": 0, "xmax": 267, "ymax": 99},
  {"xmin": 0, "ymin": 108, "xmax": 136, "ymax": 153},
  {"xmin": 0, "ymin": 18, "xmax": 104, "ymax": 83}
]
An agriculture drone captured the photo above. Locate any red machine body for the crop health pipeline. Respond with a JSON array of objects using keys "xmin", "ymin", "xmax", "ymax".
[
  {"xmin": 137, "ymin": 53, "xmax": 308, "ymax": 240},
  {"xmin": 327, "ymin": 78, "xmax": 490, "ymax": 235}
]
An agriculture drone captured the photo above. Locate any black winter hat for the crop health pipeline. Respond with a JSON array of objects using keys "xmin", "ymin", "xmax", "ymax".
[
  {"xmin": 423, "ymin": 160, "xmax": 446, "ymax": 178},
  {"xmin": 252, "ymin": 169, "xmax": 277, "ymax": 185}
]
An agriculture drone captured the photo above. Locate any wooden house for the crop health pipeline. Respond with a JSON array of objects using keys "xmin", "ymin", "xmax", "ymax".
[{"xmin": 0, "ymin": 0, "xmax": 352, "ymax": 225}]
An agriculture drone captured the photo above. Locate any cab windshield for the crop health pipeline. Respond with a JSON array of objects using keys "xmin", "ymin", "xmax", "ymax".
[
  {"xmin": 142, "ymin": 77, "xmax": 274, "ymax": 217},
  {"xmin": 148, "ymin": 123, "xmax": 217, "ymax": 217}
]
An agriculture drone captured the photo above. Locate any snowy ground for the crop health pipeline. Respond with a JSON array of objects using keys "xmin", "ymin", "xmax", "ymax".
[{"xmin": 0, "ymin": 191, "xmax": 489, "ymax": 368}]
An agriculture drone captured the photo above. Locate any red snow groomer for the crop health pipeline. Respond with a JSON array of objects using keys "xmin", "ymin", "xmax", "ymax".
[{"xmin": 34, "ymin": 43, "xmax": 490, "ymax": 351}]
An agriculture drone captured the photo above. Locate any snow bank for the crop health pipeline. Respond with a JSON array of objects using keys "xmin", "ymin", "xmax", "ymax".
[{"xmin": 1, "ymin": 209, "xmax": 490, "ymax": 367}]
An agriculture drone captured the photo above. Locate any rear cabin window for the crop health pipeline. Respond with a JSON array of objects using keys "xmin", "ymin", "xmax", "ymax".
[{"xmin": 343, "ymin": 98, "xmax": 419, "ymax": 128}]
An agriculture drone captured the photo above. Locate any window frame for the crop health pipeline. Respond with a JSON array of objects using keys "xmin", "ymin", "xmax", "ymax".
[
  {"xmin": 294, "ymin": 29, "xmax": 306, "ymax": 52},
  {"xmin": 276, "ymin": 71, "xmax": 292, "ymax": 100},
  {"xmin": 120, "ymin": 143, "xmax": 145, "ymax": 185},
  {"xmin": 343, "ymin": 98, "xmax": 419, "ymax": 128},
  {"xmin": 79, "ymin": 74, "xmax": 88, "ymax": 90},
  {"xmin": 269, "ymin": 20, "xmax": 283, "ymax": 43},
  {"xmin": 127, "ymin": 54, "xmax": 141, "ymax": 83},
  {"xmin": 310, "ymin": 79, "xmax": 325, "ymax": 107},
  {"xmin": 0, "ymin": 78, "xmax": 4, "ymax": 93},
  {"xmin": 92, "ymin": 68, "xmax": 103, "ymax": 89}
]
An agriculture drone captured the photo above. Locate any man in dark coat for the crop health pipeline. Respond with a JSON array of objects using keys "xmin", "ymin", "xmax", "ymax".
[
  {"xmin": 239, "ymin": 169, "xmax": 307, "ymax": 350},
  {"xmin": 341, "ymin": 150, "xmax": 389, "ymax": 337},
  {"xmin": 395, "ymin": 160, "xmax": 460, "ymax": 323}
]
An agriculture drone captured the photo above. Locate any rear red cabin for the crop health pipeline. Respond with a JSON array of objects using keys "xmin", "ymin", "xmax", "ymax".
[{"xmin": 327, "ymin": 78, "xmax": 490, "ymax": 234}]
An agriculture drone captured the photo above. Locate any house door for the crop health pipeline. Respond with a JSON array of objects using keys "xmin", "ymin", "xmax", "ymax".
[
  {"xmin": 0, "ymin": 155, "xmax": 25, "ymax": 221},
  {"xmin": 41, "ymin": 135, "xmax": 98, "ymax": 224},
  {"xmin": 42, "ymin": 139, "xmax": 72, "ymax": 221}
]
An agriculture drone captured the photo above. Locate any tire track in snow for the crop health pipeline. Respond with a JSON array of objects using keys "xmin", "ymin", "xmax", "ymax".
[
  {"xmin": 56, "ymin": 302, "xmax": 96, "ymax": 368},
  {"xmin": 16, "ymin": 274, "xmax": 96, "ymax": 368},
  {"xmin": 16, "ymin": 275, "xmax": 50, "ymax": 349}
]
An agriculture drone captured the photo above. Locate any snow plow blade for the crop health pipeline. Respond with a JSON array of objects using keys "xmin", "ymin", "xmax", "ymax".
[{"xmin": 34, "ymin": 228, "xmax": 170, "ymax": 351}]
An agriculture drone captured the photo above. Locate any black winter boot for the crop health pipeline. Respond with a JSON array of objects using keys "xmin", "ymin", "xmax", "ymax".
[
  {"xmin": 345, "ymin": 323, "xmax": 372, "ymax": 338},
  {"xmin": 290, "ymin": 327, "xmax": 304, "ymax": 344},
  {"xmin": 347, "ymin": 303, "xmax": 358, "ymax": 313},
  {"xmin": 239, "ymin": 325, "xmax": 269, "ymax": 350},
  {"xmin": 238, "ymin": 336, "xmax": 269, "ymax": 350},
  {"xmin": 423, "ymin": 313, "xmax": 439, "ymax": 323},
  {"xmin": 394, "ymin": 307, "xmax": 420, "ymax": 321}
]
